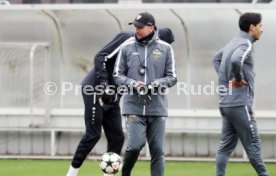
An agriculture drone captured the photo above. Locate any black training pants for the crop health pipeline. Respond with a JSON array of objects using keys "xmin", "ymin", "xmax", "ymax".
[{"xmin": 71, "ymin": 90, "xmax": 124, "ymax": 168}]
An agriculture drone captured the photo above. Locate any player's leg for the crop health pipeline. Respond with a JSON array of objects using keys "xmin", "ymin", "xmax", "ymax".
[
  {"xmin": 122, "ymin": 115, "xmax": 147, "ymax": 176},
  {"xmin": 102, "ymin": 101, "xmax": 125, "ymax": 155},
  {"xmin": 216, "ymin": 107, "xmax": 239, "ymax": 176},
  {"xmin": 67, "ymin": 90, "xmax": 103, "ymax": 176},
  {"xmin": 233, "ymin": 106, "xmax": 269, "ymax": 176},
  {"xmin": 146, "ymin": 116, "xmax": 166, "ymax": 176}
]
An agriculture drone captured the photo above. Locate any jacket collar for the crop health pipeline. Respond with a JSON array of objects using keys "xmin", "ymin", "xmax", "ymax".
[
  {"xmin": 239, "ymin": 31, "xmax": 256, "ymax": 43},
  {"xmin": 136, "ymin": 30, "xmax": 158, "ymax": 46}
]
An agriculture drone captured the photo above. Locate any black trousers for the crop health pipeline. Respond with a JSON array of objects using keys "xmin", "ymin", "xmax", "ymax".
[{"xmin": 71, "ymin": 90, "xmax": 125, "ymax": 168}]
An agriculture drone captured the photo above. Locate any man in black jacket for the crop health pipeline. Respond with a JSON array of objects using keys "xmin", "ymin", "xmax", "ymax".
[{"xmin": 66, "ymin": 28, "xmax": 174, "ymax": 176}]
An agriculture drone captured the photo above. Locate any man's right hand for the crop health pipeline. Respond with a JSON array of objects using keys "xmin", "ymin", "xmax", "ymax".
[
  {"xmin": 133, "ymin": 81, "xmax": 148, "ymax": 96},
  {"xmin": 133, "ymin": 81, "xmax": 152, "ymax": 105},
  {"xmin": 133, "ymin": 81, "xmax": 145, "ymax": 89}
]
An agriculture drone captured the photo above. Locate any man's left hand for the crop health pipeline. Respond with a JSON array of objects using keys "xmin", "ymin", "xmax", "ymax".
[{"xmin": 229, "ymin": 79, "xmax": 248, "ymax": 88}]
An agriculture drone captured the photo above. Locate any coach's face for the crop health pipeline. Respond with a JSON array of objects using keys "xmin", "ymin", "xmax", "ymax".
[
  {"xmin": 135, "ymin": 25, "xmax": 155, "ymax": 39},
  {"xmin": 251, "ymin": 22, "xmax": 263, "ymax": 40}
]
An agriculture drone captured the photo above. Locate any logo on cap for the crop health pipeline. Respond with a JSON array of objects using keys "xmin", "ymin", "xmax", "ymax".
[
  {"xmin": 128, "ymin": 12, "xmax": 155, "ymax": 28},
  {"xmin": 136, "ymin": 15, "xmax": 142, "ymax": 20}
]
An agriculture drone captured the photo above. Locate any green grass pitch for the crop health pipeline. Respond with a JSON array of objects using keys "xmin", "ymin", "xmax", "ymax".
[{"xmin": 0, "ymin": 159, "xmax": 275, "ymax": 176}]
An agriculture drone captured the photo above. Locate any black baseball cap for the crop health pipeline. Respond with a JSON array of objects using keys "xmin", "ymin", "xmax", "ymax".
[{"xmin": 128, "ymin": 12, "xmax": 156, "ymax": 28}]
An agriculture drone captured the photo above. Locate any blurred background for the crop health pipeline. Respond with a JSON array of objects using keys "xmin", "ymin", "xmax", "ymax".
[
  {"xmin": 0, "ymin": 0, "xmax": 274, "ymax": 5},
  {"xmin": 0, "ymin": 1, "xmax": 276, "ymax": 161}
]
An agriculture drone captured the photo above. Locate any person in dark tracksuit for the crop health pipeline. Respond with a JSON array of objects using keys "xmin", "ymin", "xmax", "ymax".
[
  {"xmin": 66, "ymin": 28, "xmax": 175, "ymax": 176},
  {"xmin": 213, "ymin": 12, "xmax": 269, "ymax": 176},
  {"xmin": 113, "ymin": 12, "xmax": 177, "ymax": 176}
]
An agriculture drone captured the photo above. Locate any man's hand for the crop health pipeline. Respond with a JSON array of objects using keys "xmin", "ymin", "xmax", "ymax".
[
  {"xmin": 101, "ymin": 88, "xmax": 114, "ymax": 104},
  {"xmin": 132, "ymin": 81, "xmax": 152, "ymax": 105},
  {"xmin": 133, "ymin": 81, "xmax": 145, "ymax": 89},
  {"xmin": 134, "ymin": 81, "xmax": 147, "ymax": 96},
  {"xmin": 99, "ymin": 82, "xmax": 114, "ymax": 104},
  {"xmin": 229, "ymin": 79, "xmax": 248, "ymax": 88},
  {"xmin": 148, "ymin": 81, "xmax": 160, "ymax": 93}
]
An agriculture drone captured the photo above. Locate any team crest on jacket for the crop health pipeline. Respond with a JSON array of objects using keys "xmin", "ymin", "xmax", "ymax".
[
  {"xmin": 152, "ymin": 49, "xmax": 161, "ymax": 59},
  {"xmin": 128, "ymin": 115, "xmax": 136, "ymax": 122}
]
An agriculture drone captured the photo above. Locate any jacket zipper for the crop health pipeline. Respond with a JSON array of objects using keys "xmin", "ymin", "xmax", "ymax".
[{"xmin": 143, "ymin": 45, "xmax": 147, "ymax": 116}]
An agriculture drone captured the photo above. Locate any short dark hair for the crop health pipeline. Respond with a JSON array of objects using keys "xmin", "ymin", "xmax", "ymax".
[{"xmin": 239, "ymin": 12, "xmax": 262, "ymax": 32}]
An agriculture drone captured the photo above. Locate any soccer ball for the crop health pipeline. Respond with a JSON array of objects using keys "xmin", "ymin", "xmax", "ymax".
[{"xmin": 99, "ymin": 152, "xmax": 122, "ymax": 175}]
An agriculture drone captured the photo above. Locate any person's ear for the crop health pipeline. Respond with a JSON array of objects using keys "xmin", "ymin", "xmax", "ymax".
[
  {"xmin": 150, "ymin": 25, "xmax": 155, "ymax": 31},
  {"xmin": 249, "ymin": 24, "xmax": 255, "ymax": 32}
]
